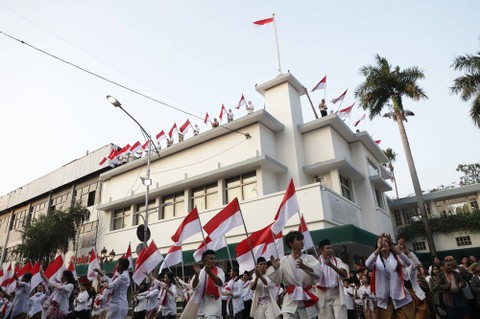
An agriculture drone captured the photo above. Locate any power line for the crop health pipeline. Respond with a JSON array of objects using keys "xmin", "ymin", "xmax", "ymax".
[{"xmin": 0, "ymin": 30, "xmax": 250, "ymax": 138}]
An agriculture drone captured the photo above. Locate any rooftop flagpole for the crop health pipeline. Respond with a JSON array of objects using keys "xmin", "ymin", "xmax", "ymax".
[{"xmin": 272, "ymin": 13, "xmax": 282, "ymax": 75}]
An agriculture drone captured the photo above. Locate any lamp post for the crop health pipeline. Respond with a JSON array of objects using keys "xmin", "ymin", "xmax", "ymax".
[{"xmin": 106, "ymin": 95, "xmax": 159, "ymax": 250}]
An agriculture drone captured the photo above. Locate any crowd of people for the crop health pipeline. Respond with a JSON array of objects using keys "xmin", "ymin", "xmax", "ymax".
[{"xmin": 2, "ymin": 232, "xmax": 480, "ymax": 319}]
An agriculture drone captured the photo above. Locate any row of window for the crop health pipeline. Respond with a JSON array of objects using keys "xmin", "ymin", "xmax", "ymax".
[
  {"xmin": 412, "ymin": 235, "xmax": 473, "ymax": 251},
  {"xmin": 111, "ymin": 172, "xmax": 258, "ymax": 231}
]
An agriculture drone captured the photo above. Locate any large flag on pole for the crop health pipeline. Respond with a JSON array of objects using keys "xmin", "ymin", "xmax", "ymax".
[
  {"xmin": 236, "ymin": 94, "xmax": 247, "ymax": 109},
  {"xmin": 1, "ymin": 264, "xmax": 12, "ymax": 288},
  {"xmin": 87, "ymin": 250, "xmax": 100, "ymax": 281},
  {"xmin": 219, "ymin": 104, "xmax": 228, "ymax": 122},
  {"xmin": 29, "ymin": 261, "xmax": 42, "ymax": 292},
  {"xmin": 171, "ymin": 207, "xmax": 202, "ymax": 244},
  {"xmin": 159, "ymin": 243, "xmax": 183, "ymax": 273},
  {"xmin": 271, "ymin": 179, "xmax": 300, "ymax": 234},
  {"xmin": 354, "ymin": 114, "xmax": 366, "ymax": 127},
  {"xmin": 298, "ymin": 214, "xmax": 314, "ymax": 251},
  {"xmin": 129, "ymin": 141, "xmax": 143, "ymax": 154},
  {"xmin": 132, "ymin": 240, "xmax": 164, "ymax": 285},
  {"xmin": 338, "ymin": 102, "xmax": 355, "ymax": 118},
  {"xmin": 193, "ymin": 236, "xmax": 226, "ymax": 262},
  {"xmin": 168, "ymin": 123, "xmax": 178, "ymax": 139},
  {"xmin": 253, "ymin": 17, "xmax": 274, "ymax": 25},
  {"xmin": 156, "ymin": 130, "xmax": 166, "ymax": 144},
  {"xmin": 44, "ymin": 254, "xmax": 66, "ymax": 283},
  {"xmin": 125, "ymin": 243, "xmax": 134, "ymax": 270},
  {"xmin": 311, "ymin": 76, "xmax": 327, "ymax": 92},
  {"xmin": 330, "ymin": 89, "xmax": 348, "ymax": 104},
  {"xmin": 180, "ymin": 119, "xmax": 192, "ymax": 136},
  {"xmin": 204, "ymin": 198, "xmax": 243, "ymax": 239},
  {"xmin": 67, "ymin": 259, "xmax": 78, "ymax": 281}
]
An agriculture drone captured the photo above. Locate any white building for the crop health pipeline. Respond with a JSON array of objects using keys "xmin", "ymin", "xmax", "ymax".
[
  {"xmin": 389, "ymin": 183, "xmax": 480, "ymax": 261},
  {"xmin": 96, "ymin": 73, "xmax": 393, "ymax": 269}
]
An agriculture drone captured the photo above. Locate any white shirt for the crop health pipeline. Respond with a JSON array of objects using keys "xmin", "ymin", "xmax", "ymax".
[
  {"xmin": 28, "ymin": 291, "xmax": 46, "ymax": 317},
  {"xmin": 49, "ymin": 282, "xmax": 74, "ymax": 314},
  {"xmin": 241, "ymin": 280, "xmax": 253, "ymax": 301},
  {"xmin": 158, "ymin": 284, "xmax": 177, "ymax": 316},
  {"xmin": 343, "ymin": 286, "xmax": 354, "ymax": 310},
  {"xmin": 74, "ymin": 290, "xmax": 90, "ymax": 311},
  {"xmin": 102, "ymin": 270, "xmax": 130, "ymax": 312},
  {"xmin": 11, "ymin": 281, "xmax": 30, "ymax": 317}
]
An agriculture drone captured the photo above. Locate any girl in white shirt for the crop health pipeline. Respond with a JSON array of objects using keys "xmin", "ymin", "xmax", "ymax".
[
  {"xmin": 40, "ymin": 270, "xmax": 75, "ymax": 319},
  {"xmin": 28, "ymin": 284, "xmax": 47, "ymax": 319},
  {"xmin": 157, "ymin": 272, "xmax": 177, "ymax": 319}
]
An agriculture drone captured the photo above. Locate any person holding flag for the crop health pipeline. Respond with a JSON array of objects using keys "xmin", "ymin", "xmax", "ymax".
[
  {"xmin": 40, "ymin": 269, "xmax": 76, "ymax": 319},
  {"xmin": 95, "ymin": 257, "xmax": 130, "ymax": 319},
  {"xmin": 319, "ymin": 99, "xmax": 328, "ymax": 117},
  {"xmin": 316, "ymin": 239, "xmax": 349, "ymax": 319},
  {"xmin": 156, "ymin": 272, "xmax": 178, "ymax": 319},
  {"xmin": 10, "ymin": 271, "xmax": 32, "ymax": 319},
  {"xmin": 250, "ymin": 257, "xmax": 281, "ymax": 319},
  {"xmin": 224, "ymin": 267, "xmax": 244, "ymax": 319},
  {"xmin": 268, "ymin": 231, "xmax": 322, "ymax": 319},
  {"xmin": 28, "ymin": 284, "xmax": 47, "ymax": 319}
]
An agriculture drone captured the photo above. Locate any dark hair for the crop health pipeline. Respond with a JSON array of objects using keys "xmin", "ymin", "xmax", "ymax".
[
  {"xmin": 165, "ymin": 271, "xmax": 175, "ymax": 284},
  {"xmin": 284, "ymin": 231, "xmax": 304, "ymax": 248},
  {"xmin": 117, "ymin": 257, "xmax": 129, "ymax": 271},
  {"xmin": 257, "ymin": 257, "xmax": 267, "ymax": 264},
  {"xmin": 318, "ymin": 239, "xmax": 331, "ymax": 250},
  {"xmin": 22, "ymin": 272, "xmax": 33, "ymax": 282},
  {"xmin": 202, "ymin": 249, "xmax": 215, "ymax": 262}
]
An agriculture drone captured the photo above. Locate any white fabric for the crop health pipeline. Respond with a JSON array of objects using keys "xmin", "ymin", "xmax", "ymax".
[
  {"xmin": 134, "ymin": 291, "xmax": 148, "ymax": 312},
  {"xmin": 401, "ymin": 252, "xmax": 426, "ymax": 301},
  {"xmin": 74, "ymin": 290, "xmax": 90, "ymax": 311},
  {"xmin": 315, "ymin": 256, "xmax": 348, "ymax": 316},
  {"xmin": 191, "ymin": 267, "xmax": 225, "ymax": 318},
  {"xmin": 227, "ymin": 279, "xmax": 244, "ymax": 315},
  {"xmin": 250, "ymin": 273, "xmax": 281, "ymax": 319},
  {"xmin": 28, "ymin": 292, "xmax": 46, "ymax": 317},
  {"xmin": 317, "ymin": 256, "xmax": 342, "ymax": 288},
  {"xmin": 10, "ymin": 281, "xmax": 30, "ymax": 317},
  {"xmin": 343, "ymin": 286, "xmax": 354, "ymax": 310},
  {"xmin": 103, "ymin": 270, "xmax": 130, "ymax": 319},
  {"xmin": 241, "ymin": 280, "xmax": 252, "ymax": 301},
  {"xmin": 146, "ymin": 287, "xmax": 159, "ymax": 311},
  {"xmin": 49, "ymin": 282, "xmax": 74, "ymax": 314},
  {"xmin": 159, "ymin": 284, "xmax": 177, "ymax": 316}
]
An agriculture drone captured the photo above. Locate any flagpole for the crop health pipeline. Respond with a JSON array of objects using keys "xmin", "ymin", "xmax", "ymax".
[
  {"xmin": 298, "ymin": 212, "xmax": 318, "ymax": 256},
  {"xmin": 272, "ymin": 13, "xmax": 282, "ymax": 75},
  {"xmin": 181, "ymin": 254, "xmax": 185, "ymax": 283},
  {"xmin": 304, "ymin": 87, "xmax": 319, "ymax": 119},
  {"xmin": 238, "ymin": 208, "xmax": 257, "ymax": 268},
  {"xmin": 195, "ymin": 206, "xmax": 208, "ymax": 248},
  {"xmin": 270, "ymin": 229, "xmax": 280, "ymax": 259},
  {"xmin": 223, "ymin": 236, "xmax": 234, "ymax": 269}
]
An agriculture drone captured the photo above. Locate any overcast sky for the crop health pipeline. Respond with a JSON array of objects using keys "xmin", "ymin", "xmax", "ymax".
[{"xmin": 1, "ymin": 0, "xmax": 479, "ymax": 198}]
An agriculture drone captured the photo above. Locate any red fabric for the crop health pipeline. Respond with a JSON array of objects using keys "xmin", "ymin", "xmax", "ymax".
[
  {"xmin": 159, "ymin": 283, "xmax": 170, "ymax": 306},
  {"xmin": 204, "ymin": 267, "xmax": 220, "ymax": 300},
  {"xmin": 286, "ymin": 285, "xmax": 319, "ymax": 307}
]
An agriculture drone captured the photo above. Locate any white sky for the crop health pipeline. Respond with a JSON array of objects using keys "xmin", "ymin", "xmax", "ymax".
[{"xmin": 1, "ymin": 0, "xmax": 479, "ymax": 198}]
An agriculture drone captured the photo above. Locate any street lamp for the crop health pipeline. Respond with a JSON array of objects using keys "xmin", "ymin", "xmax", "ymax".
[
  {"xmin": 99, "ymin": 246, "xmax": 116, "ymax": 264},
  {"xmin": 106, "ymin": 95, "xmax": 160, "ymax": 250}
]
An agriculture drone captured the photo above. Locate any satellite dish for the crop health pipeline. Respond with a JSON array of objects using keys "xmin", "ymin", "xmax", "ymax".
[
  {"xmin": 136, "ymin": 224, "xmax": 151, "ymax": 242},
  {"xmin": 135, "ymin": 243, "xmax": 145, "ymax": 255}
]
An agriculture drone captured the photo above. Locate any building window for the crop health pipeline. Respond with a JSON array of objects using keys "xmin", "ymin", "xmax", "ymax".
[
  {"xmin": 401, "ymin": 207, "xmax": 417, "ymax": 225},
  {"xmin": 134, "ymin": 200, "xmax": 157, "ymax": 225},
  {"xmin": 11, "ymin": 210, "xmax": 28, "ymax": 230},
  {"xmin": 5, "ymin": 246, "xmax": 18, "ymax": 263},
  {"xmin": 162, "ymin": 192, "xmax": 185, "ymax": 219},
  {"xmin": 374, "ymin": 189, "xmax": 385, "ymax": 209},
  {"xmin": 0, "ymin": 216, "xmax": 9, "ymax": 234},
  {"xmin": 456, "ymin": 236, "xmax": 472, "ymax": 247},
  {"xmin": 50, "ymin": 194, "xmax": 69, "ymax": 212},
  {"xmin": 226, "ymin": 172, "xmax": 257, "ymax": 203},
  {"xmin": 79, "ymin": 221, "xmax": 98, "ymax": 249},
  {"xmin": 393, "ymin": 210, "xmax": 403, "ymax": 226},
  {"xmin": 112, "ymin": 207, "xmax": 131, "ymax": 230},
  {"xmin": 339, "ymin": 175, "xmax": 353, "ymax": 201},
  {"xmin": 412, "ymin": 241, "xmax": 427, "ymax": 251},
  {"xmin": 75, "ymin": 183, "xmax": 97, "ymax": 207},
  {"xmin": 31, "ymin": 202, "xmax": 47, "ymax": 220},
  {"xmin": 192, "ymin": 183, "xmax": 219, "ymax": 211},
  {"xmin": 471, "ymin": 199, "xmax": 479, "ymax": 210},
  {"xmin": 367, "ymin": 157, "xmax": 379, "ymax": 175}
]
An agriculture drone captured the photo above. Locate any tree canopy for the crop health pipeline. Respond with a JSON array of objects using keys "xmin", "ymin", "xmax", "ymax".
[
  {"xmin": 15, "ymin": 201, "xmax": 90, "ymax": 265},
  {"xmin": 457, "ymin": 163, "xmax": 480, "ymax": 186}
]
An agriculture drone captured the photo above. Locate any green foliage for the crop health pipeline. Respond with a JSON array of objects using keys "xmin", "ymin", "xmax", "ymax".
[
  {"xmin": 450, "ymin": 49, "xmax": 480, "ymax": 128},
  {"xmin": 457, "ymin": 163, "xmax": 480, "ymax": 186},
  {"xmin": 397, "ymin": 209, "xmax": 480, "ymax": 241},
  {"xmin": 14, "ymin": 201, "xmax": 90, "ymax": 265}
]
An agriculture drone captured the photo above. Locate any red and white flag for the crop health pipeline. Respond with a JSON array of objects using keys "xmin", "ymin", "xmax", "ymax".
[
  {"xmin": 204, "ymin": 198, "xmax": 243, "ymax": 240},
  {"xmin": 99, "ymin": 157, "xmax": 108, "ymax": 166},
  {"xmin": 168, "ymin": 123, "xmax": 178, "ymax": 138},
  {"xmin": 44, "ymin": 254, "xmax": 66, "ymax": 283},
  {"xmin": 142, "ymin": 140, "xmax": 150, "ymax": 150},
  {"xmin": 219, "ymin": 104, "xmax": 228, "ymax": 122},
  {"xmin": 159, "ymin": 243, "xmax": 183, "ymax": 273},
  {"xmin": 171, "ymin": 207, "xmax": 202, "ymax": 244},
  {"xmin": 29, "ymin": 261, "xmax": 42, "ymax": 292},
  {"xmin": 311, "ymin": 76, "xmax": 327, "ymax": 92},
  {"xmin": 116, "ymin": 144, "xmax": 131, "ymax": 157},
  {"xmin": 0, "ymin": 268, "xmax": 4, "ymax": 286},
  {"xmin": 236, "ymin": 94, "xmax": 247, "ymax": 109},
  {"xmin": 132, "ymin": 240, "xmax": 164, "ymax": 285},
  {"xmin": 375, "ymin": 140, "xmax": 382, "ymax": 144},
  {"xmin": 67, "ymin": 259, "xmax": 78, "ymax": 281},
  {"xmin": 129, "ymin": 141, "xmax": 143, "ymax": 154},
  {"xmin": 204, "ymin": 112, "xmax": 211, "ymax": 125},
  {"xmin": 330, "ymin": 89, "xmax": 348, "ymax": 104},
  {"xmin": 87, "ymin": 250, "xmax": 100, "ymax": 281},
  {"xmin": 6, "ymin": 262, "xmax": 31, "ymax": 293},
  {"xmin": 338, "ymin": 102, "xmax": 355, "ymax": 118},
  {"xmin": 354, "ymin": 114, "xmax": 366, "ymax": 127},
  {"xmin": 1, "ymin": 264, "xmax": 12, "ymax": 288},
  {"xmin": 180, "ymin": 119, "xmax": 192, "ymax": 135},
  {"xmin": 156, "ymin": 130, "xmax": 166, "ymax": 143},
  {"xmin": 271, "ymin": 179, "xmax": 300, "ymax": 234},
  {"xmin": 193, "ymin": 236, "xmax": 226, "ymax": 262},
  {"xmin": 298, "ymin": 214, "xmax": 314, "ymax": 251},
  {"xmin": 253, "ymin": 16, "xmax": 274, "ymax": 26},
  {"xmin": 17, "ymin": 262, "xmax": 33, "ymax": 279},
  {"xmin": 125, "ymin": 243, "xmax": 134, "ymax": 270}
]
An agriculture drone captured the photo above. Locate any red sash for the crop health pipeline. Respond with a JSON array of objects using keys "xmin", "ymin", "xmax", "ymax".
[
  {"xmin": 204, "ymin": 266, "xmax": 220, "ymax": 300},
  {"xmin": 286, "ymin": 285, "xmax": 319, "ymax": 307}
]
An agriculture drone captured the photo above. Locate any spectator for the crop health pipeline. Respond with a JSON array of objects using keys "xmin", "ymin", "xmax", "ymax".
[
  {"xmin": 437, "ymin": 259, "xmax": 470, "ymax": 319},
  {"xmin": 212, "ymin": 118, "xmax": 219, "ymax": 128}
]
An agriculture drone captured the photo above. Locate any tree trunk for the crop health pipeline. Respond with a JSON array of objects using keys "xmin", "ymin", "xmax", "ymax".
[
  {"xmin": 392, "ymin": 170, "xmax": 400, "ymax": 199},
  {"xmin": 394, "ymin": 108, "xmax": 437, "ymax": 256}
]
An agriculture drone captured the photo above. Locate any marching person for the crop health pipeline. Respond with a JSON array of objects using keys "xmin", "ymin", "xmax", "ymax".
[
  {"xmin": 28, "ymin": 284, "xmax": 47, "ymax": 319},
  {"xmin": 316, "ymin": 239, "xmax": 348, "ymax": 319},
  {"xmin": 74, "ymin": 283, "xmax": 90, "ymax": 319},
  {"xmin": 241, "ymin": 271, "xmax": 252, "ymax": 319},
  {"xmin": 250, "ymin": 257, "xmax": 281, "ymax": 319},
  {"xmin": 10, "ymin": 272, "xmax": 32, "ymax": 319},
  {"xmin": 132, "ymin": 283, "xmax": 149, "ymax": 319},
  {"xmin": 268, "ymin": 231, "xmax": 322, "ymax": 319},
  {"xmin": 156, "ymin": 272, "xmax": 177, "ymax": 319},
  {"xmin": 224, "ymin": 267, "xmax": 243, "ymax": 319},
  {"xmin": 40, "ymin": 270, "xmax": 76, "ymax": 319}
]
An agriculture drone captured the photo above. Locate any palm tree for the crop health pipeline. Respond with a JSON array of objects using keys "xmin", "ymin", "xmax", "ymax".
[
  {"xmin": 383, "ymin": 148, "xmax": 399, "ymax": 198},
  {"xmin": 355, "ymin": 54, "xmax": 437, "ymax": 256},
  {"xmin": 450, "ymin": 50, "xmax": 480, "ymax": 128}
]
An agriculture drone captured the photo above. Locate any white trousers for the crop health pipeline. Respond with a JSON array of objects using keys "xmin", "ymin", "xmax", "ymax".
[{"xmin": 254, "ymin": 302, "xmax": 276, "ymax": 319}]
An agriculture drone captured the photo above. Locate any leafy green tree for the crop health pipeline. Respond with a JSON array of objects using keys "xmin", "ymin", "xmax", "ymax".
[
  {"xmin": 355, "ymin": 54, "xmax": 437, "ymax": 256},
  {"xmin": 15, "ymin": 201, "xmax": 90, "ymax": 265},
  {"xmin": 383, "ymin": 148, "xmax": 399, "ymax": 198},
  {"xmin": 457, "ymin": 163, "xmax": 480, "ymax": 186},
  {"xmin": 450, "ymin": 49, "xmax": 480, "ymax": 128}
]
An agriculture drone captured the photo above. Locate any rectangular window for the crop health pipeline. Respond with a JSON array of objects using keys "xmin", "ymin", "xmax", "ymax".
[
  {"xmin": 374, "ymin": 189, "xmax": 385, "ymax": 209},
  {"xmin": 412, "ymin": 241, "xmax": 427, "ymax": 251},
  {"xmin": 79, "ymin": 221, "xmax": 98, "ymax": 249},
  {"xmin": 0, "ymin": 216, "xmax": 9, "ymax": 234},
  {"xmin": 394, "ymin": 210, "xmax": 403, "ymax": 226},
  {"xmin": 191, "ymin": 183, "xmax": 219, "ymax": 211},
  {"xmin": 162, "ymin": 192, "xmax": 185, "ymax": 219},
  {"xmin": 456, "ymin": 236, "xmax": 472, "ymax": 247},
  {"xmin": 12, "ymin": 210, "xmax": 28, "ymax": 230},
  {"xmin": 339, "ymin": 175, "xmax": 353, "ymax": 201},
  {"xmin": 112, "ymin": 207, "xmax": 131, "ymax": 230},
  {"xmin": 134, "ymin": 200, "xmax": 157, "ymax": 225},
  {"xmin": 31, "ymin": 201, "xmax": 48, "ymax": 220},
  {"xmin": 470, "ymin": 199, "xmax": 479, "ymax": 210},
  {"xmin": 401, "ymin": 207, "xmax": 417, "ymax": 225},
  {"xmin": 225, "ymin": 172, "xmax": 257, "ymax": 203}
]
